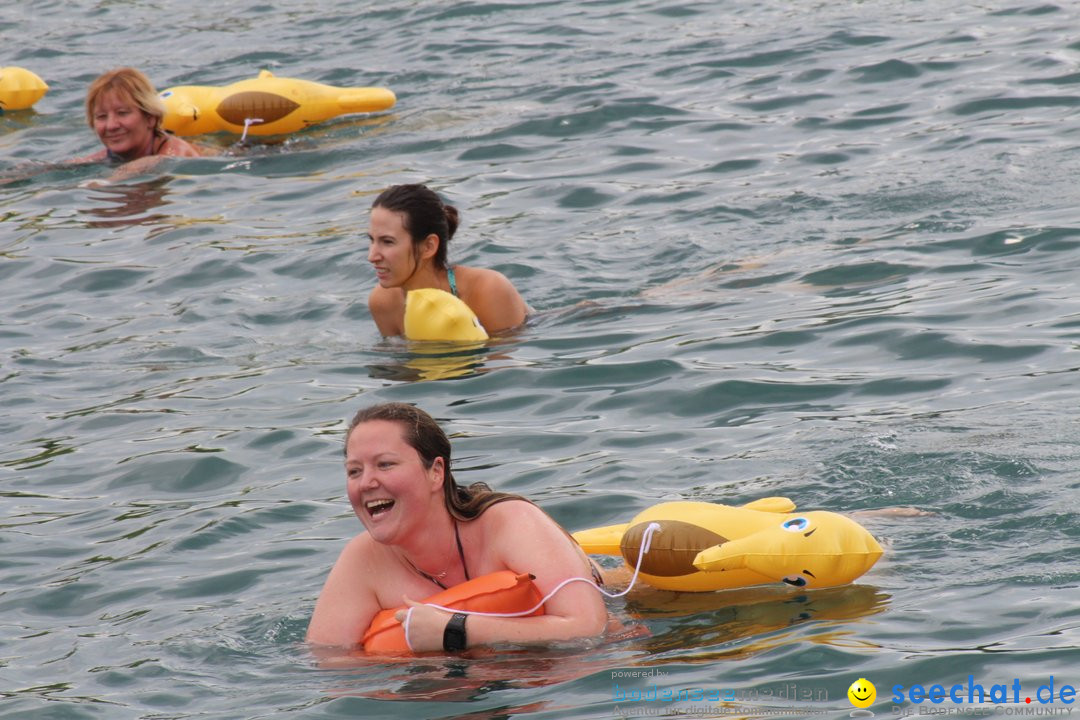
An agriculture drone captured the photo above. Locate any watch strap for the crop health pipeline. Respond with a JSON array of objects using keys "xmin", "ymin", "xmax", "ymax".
[{"xmin": 443, "ymin": 612, "xmax": 468, "ymax": 652}]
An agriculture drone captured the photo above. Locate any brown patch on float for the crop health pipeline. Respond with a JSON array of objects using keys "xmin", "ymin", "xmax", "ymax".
[
  {"xmin": 620, "ymin": 520, "xmax": 727, "ymax": 576},
  {"xmin": 216, "ymin": 92, "xmax": 299, "ymax": 125}
]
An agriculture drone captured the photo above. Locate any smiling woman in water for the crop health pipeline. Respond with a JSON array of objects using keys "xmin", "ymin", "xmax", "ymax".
[
  {"xmin": 306, "ymin": 402, "xmax": 606, "ymax": 652},
  {"xmin": 73, "ymin": 68, "xmax": 206, "ymax": 166}
]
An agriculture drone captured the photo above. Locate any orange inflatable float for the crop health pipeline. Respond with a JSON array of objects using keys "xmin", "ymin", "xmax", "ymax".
[{"xmin": 362, "ymin": 571, "xmax": 544, "ymax": 654}]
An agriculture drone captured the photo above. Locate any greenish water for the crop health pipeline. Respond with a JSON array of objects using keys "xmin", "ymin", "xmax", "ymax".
[{"xmin": 3, "ymin": 1, "xmax": 1079, "ymax": 718}]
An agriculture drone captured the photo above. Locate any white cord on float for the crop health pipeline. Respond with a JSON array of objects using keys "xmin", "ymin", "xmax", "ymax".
[{"xmin": 240, "ymin": 117, "xmax": 264, "ymax": 143}]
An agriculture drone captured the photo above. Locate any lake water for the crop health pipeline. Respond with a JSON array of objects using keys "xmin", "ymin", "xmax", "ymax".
[{"xmin": 3, "ymin": 1, "xmax": 1079, "ymax": 718}]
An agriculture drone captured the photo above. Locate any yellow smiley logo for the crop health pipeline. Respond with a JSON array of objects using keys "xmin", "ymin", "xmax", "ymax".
[{"xmin": 848, "ymin": 678, "xmax": 876, "ymax": 708}]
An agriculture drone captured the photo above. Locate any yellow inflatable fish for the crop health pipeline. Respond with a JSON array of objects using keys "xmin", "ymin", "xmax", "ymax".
[
  {"xmin": 0, "ymin": 67, "xmax": 49, "ymax": 111},
  {"xmin": 573, "ymin": 498, "xmax": 883, "ymax": 592},
  {"xmin": 404, "ymin": 288, "xmax": 488, "ymax": 342},
  {"xmin": 160, "ymin": 70, "xmax": 395, "ymax": 136}
]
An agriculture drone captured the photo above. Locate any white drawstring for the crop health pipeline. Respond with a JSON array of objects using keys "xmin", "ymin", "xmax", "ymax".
[
  {"xmin": 402, "ymin": 607, "xmax": 415, "ymax": 653},
  {"xmin": 239, "ymin": 117, "xmax": 264, "ymax": 143}
]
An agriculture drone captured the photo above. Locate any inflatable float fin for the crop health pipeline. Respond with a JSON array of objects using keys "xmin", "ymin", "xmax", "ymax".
[
  {"xmin": 571, "ymin": 523, "xmax": 630, "ymax": 555},
  {"xmin": 740, "ymin": 496, "xmax": 796, "ymax": 513}
]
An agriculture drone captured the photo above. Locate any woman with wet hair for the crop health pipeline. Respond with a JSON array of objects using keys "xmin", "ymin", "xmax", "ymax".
[
  {"xmin": 366, "ymin": 184, "xmax": 530, "ymax": 336},
  {"xmin": 306, "ymin": 402, "xmax": 606, "ymax": 651},
  {"xmin": 78, "ymin": 67, "xmax": 202, "ymax": 163}
]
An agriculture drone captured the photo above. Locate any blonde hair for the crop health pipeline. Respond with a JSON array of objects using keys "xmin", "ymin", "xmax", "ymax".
[{"xmin": 85, "ymin": 67, "xmax": 166, "ymax": 130}]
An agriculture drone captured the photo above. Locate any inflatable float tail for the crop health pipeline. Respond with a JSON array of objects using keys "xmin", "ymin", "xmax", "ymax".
[{"xmin": 572, "ymin": 523, "xmax": 630, "ymax": 555}]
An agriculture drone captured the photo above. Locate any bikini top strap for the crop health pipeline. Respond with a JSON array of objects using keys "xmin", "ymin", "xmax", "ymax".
[
  {"xmin": 151, "ymin": 130, "xmax": 170, "ymax": 156},
  {"xmin": 454, "ymin": 520, "xmax": 470, "ymax": 580},
  {"xmin": 447, "ymin": 266, "xmax": 459, "ymax": 298}
]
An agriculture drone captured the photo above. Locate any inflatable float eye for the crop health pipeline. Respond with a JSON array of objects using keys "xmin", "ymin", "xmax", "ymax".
[
  {"xmin": 783, "ymin": 574, "xmax": 809, "ymax": 587},
  {"xmin": 782, "ymin": 517, "xmax": 809, "ymax": 532},
  {"xmin": 160, "ymin": 90, "xmax": 172, "ymax": 98}
]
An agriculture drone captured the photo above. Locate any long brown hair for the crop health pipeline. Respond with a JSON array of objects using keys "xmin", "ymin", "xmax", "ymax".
[{"xmin": 345, "ymin": 402, "xmax": 525, "ymax": 520}]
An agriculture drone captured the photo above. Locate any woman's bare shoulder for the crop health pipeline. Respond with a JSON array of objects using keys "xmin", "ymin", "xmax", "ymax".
[
  {"xmin": 368, "ymin": 283, "xmax": 403, "ymax": 307},
  {"xmin": 455, "ymin": 265, "xmax": 528, "ymax": 332},
  {"xmin": 477, "ymin": 498, "xmax": 560, "ymax": 539},
  {"xmin": 161, "ymin": 135, "xmax": 208, "ymax": 158},
  {"xmin": 367, "ymin": 284, "xmax": 406, "ymax": 335},
  {"xmin": 456, "ymin": 265, "xmax": 516, "ymax": 292}
]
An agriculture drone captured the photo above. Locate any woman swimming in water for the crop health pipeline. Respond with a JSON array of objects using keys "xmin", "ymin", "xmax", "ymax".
[
  {"xmin": 366, "ymin": 184, "xmax": 530, "ymax": 336},
  {"xmin": 306, "ymin": 402, "xmax": 606, "ymax": 651},
  {"xmin": 76, "ymin": 67, "xmax": 204, "ymax": 164}
]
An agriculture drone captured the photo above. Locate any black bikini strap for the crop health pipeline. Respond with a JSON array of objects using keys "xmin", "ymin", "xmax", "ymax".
[{"xmin": 454, "ymin": 520, "xmax": 470, "ymax": 581}]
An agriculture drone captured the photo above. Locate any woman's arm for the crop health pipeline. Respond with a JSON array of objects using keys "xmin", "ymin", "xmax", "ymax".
[
  {"xmin": 306, "ymin": 534, "xmax": 383, "ymax": 647},
  {"xmin": 69, "ymin": 149, "xmax": 108, "ymax": 164}
]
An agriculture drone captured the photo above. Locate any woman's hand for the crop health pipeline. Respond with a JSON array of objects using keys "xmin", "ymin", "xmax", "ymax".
[{"xmin": 395, "ymin": 598, "xmax": 456, "ymax": 653}]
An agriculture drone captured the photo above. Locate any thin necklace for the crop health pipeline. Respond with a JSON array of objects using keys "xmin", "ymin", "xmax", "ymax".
[{"xmin": 401, "ymin": 521, "xmax": 470, "ymax": 590}]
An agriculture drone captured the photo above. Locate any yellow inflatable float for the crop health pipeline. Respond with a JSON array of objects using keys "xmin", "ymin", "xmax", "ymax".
[
  {"xmin": 404, "ymin": 288, "xmax": 488, "ymax": 342},
  {"xmin": 0, "ymin": 67, "xmax": 49, "ymax": 111},
  {"xmin": 160, "ymin": 70, "xmax": 395, "ymax": 136},
  {"xmin": 573, "ymin": 497, "xmax": 883, "ymax": 592}
]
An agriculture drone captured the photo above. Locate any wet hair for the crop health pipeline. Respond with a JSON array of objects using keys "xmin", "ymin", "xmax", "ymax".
[
  {"xmin": 345, "ymin": 402, "xmax": 525, "ymax": 520},
  {"xmin": 85, "ymin": 67, "xmax": 166, "ymax": 132},
  {"xmin": 371, "ymin": 184, "xmax": 459, "ymax": 270}
]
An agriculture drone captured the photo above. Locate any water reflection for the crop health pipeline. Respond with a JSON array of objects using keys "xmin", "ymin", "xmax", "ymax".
[
  {"xmin": 368, "ymin": 340, "xmax": 514, "ymax": 382},
  {"xmin": 626, "ymin": 583, "xmax": 890, "ymax": 661},
  {"xmin": 310, "ymin": 585, "xmax": 886, "ymax": 703},
  {"xmin": 80, "ymin": 177, "xmax": 173, "ymax": 229}
]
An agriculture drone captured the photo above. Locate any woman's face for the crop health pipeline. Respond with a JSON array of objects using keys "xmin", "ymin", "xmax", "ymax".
[
  {"xmin": 345, "ymin": 419, "xmax": 444, "ymax": 545},
  {"xmin": 93, "ymin": 89, "xmax": 156, "ymax": 159},
  {"xmin": 367, "ymin": 206, "xmax": 419, "ymax": 289}
]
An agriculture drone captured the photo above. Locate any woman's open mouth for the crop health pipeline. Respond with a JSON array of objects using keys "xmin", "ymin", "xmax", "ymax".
[{"xmin": 366, "ymin": 499, "xmax": 394, "ymax": 517}]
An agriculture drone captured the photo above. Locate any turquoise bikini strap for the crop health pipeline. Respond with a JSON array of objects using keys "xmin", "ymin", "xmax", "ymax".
[{"xmin": 447, "ymin": 266, "xmax": 459, "ymax": 297}]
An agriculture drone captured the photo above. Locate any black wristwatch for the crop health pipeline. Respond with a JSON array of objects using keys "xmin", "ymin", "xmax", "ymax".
[{"xmin": 443, "ymin": 612, "xmax": 468, "ymax": 652}]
